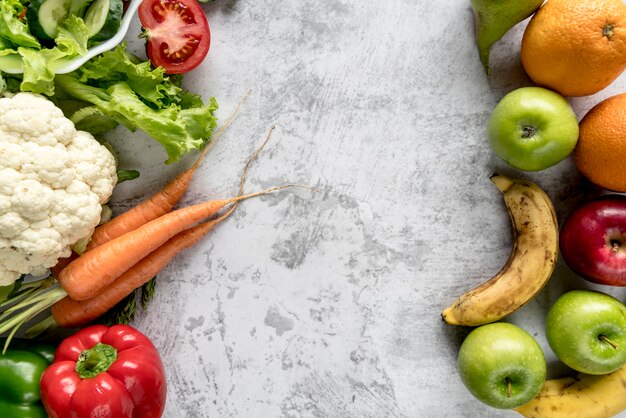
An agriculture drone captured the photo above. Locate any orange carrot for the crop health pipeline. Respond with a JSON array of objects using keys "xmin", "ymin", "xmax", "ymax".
[
  {"xmin": 53, "ymin": 125, "xmax": 279, "ymax": 325},
  {"xmin": 0, "ymin": 123, "xmax": 297, "ymax": 342},
  {"xmin": 86, "ymin": 100, "xmax": 242, "ymax": 251},
  {"xmin": 58, "ymin": 186, "xmax": 290, "ymax": 301},
  {"xmin": 52, "ymin": 211, "xmax": 234, "ymax": 327}
]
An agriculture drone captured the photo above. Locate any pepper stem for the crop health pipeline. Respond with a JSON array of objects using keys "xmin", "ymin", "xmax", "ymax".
[{"xmin": 76, "ymin": 343, "xmax": 118, "ymax": 379}]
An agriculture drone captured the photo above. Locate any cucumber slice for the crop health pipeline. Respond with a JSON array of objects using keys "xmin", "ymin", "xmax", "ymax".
[
  {"xmin": 69, "ymin": 0, "xmax": 95, "ymax": 16},
  {"xmin": 83, "ymin": 0, "xmax": 123, "ymax": 42},
  {"xmin": 26, "ymin": 0, "xmax": 72, "ymax": 40}
]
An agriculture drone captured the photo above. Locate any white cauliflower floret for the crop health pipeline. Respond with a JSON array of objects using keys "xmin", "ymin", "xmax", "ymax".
[{"xmin": 0, "ymin": 93, "xmax": 117, "ymax": 285}]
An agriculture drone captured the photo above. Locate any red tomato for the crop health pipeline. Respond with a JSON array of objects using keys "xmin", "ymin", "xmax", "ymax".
[
  {"xmin": 138, "ymin": 0, "xmax": 211, "ymax": 74},
  {"xmin": 40, "ymin": 324, "xmax": 167, "ymax": 418}
]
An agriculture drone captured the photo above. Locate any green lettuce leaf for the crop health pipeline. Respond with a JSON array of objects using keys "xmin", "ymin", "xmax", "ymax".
[
  {"xmin": 18, "ymin": 46, "xmax": 56, "ymax": 95},
  {"xmin": 14, "ymin": 15, "xmax": 89, "ymax": 95},
  {"xmin": 55, "ymin": 43, "xmax": 219, "ymax": 164},
  {"xmin": 76, "ymin": 45, "xmax": 182, "ymax": 108},
  {"xmin": 0, "ymin": 0, "xmax": 40, "ymax": 49},
  {"xmin": 55, "ymin": 15, "xmax": 89, "ymax": 57}
]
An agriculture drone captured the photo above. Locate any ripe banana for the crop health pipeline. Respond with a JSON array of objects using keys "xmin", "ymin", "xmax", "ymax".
[
  {"xmin": 515, "ymin": 365, "xmax": 626, "ymax": 418},
  {"xmin": 441, "ymin": 174, "xmax": 558, "ymax": 326}
]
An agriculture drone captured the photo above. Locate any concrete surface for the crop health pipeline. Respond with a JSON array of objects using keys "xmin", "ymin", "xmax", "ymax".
[{"xmin": 105, "ymin": 0, "xmax": 626, "ymax": 416}]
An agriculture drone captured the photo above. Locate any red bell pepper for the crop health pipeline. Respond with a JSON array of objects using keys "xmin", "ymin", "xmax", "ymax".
[{"xmin": 40, "ymin": 324, "xmax": 167, "ymax": 418}]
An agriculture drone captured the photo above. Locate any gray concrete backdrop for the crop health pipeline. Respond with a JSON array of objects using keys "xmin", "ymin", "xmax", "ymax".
[{"xmin": 106, "ymin": 1, "xmax": 626, "ymax": 416}]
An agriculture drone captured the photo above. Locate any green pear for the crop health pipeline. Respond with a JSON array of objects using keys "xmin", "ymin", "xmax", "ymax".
[{"xmin": 471, "ymin": 0, "xmax": 544, "ymax": 74}]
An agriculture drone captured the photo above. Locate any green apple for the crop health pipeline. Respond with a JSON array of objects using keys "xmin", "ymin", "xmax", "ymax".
[
  {"xmin": 546, "ymin": 290, "xmax": 626, "ymax": 375},
  {"xmin": 488, "ymin": 87, "xmax": 579, "ymax": 171},
  {"xmin": 457, "ymin": 322, "xmax": 546, "ymax": 409}
]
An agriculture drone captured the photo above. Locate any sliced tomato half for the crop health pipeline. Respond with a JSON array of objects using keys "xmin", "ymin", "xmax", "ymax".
[{"xmin": 138, "ymin": 0, "xmax": 210, "ymax": 74}]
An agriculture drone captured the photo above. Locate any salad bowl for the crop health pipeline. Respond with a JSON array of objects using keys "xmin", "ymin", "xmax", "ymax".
[{"xmin": 0, "ymin": 0, "xmax": 142, "ymax": 75}]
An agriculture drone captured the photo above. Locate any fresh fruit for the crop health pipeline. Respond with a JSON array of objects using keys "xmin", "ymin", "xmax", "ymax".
[
  {"xmin": 546, "ymin": 290, "xmax": 626, "ymax": 375},
  {"xmin": 574, "ymin": 93, "xmax": 626, "ymax": 192},
  {"xmin": 458, "ymin": 322, "xmax": 547, "ymax": 409},
  {"xmin": 138, "ymin": 0, "xmax": 211, "ymax": 74},
  {"xmin": 520, "ymin": 0, "xmax": 626, "ymax": 97},
  {"xmin": 515, "ymin": 364, "xmax": 626, "ymax": 418},
  {"xmin": 470, "ymin": 0, "xmax": 544, "ymax": 74},
  {"xmin": 441, "ymin": 174, "xmax": 558, "ymax": 326},
  {"xmin": 560, "ymin": 195, "xmax": 626, "ymax": 286},
  {"xmin": 488, "ymin": 87, "xmax": 579, "ymax": 171}
]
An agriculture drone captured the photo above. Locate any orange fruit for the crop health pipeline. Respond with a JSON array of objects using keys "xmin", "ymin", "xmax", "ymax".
[
  {"xmin": 575, "ymin": 93, "xmax": 626, "ymax": 192},
  {"xmin": 520, "ymin": 0, "xmax": 626, "ymax": 97}
]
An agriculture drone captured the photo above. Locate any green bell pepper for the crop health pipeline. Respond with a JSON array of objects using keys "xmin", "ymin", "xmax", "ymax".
[{"xmin": 0, "ymin": 339, "xmax": 55, "ymax": 418}]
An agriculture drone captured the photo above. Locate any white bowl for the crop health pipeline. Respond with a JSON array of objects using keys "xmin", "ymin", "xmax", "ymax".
[{"xmin": 0, "ymin": 0, "xmax": 142, "ymax": 75}]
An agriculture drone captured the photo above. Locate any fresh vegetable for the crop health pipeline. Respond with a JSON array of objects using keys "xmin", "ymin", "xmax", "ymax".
[
  {"xmin": 83, "ymin": 0, "xmax": 123, "ymax": 41},
  {"xmin": 70, "ymin": 0, "xmax": 96, "ymax": 18},
  {"xmin": 87, "ymin": 135, "xmax": 215, "ymax": 250},
  {"xmin": 26, "ymin": 0, "xmax": 73, "ymax": 40},
  {"xmin": 39, "ymin": 324, "xmax": 166, "ymax": 418},
  {"xmin": 99, "ymin": 276, "xmax": 155, "ymax": 326},
  {"xmin": 0, "ymin": 0, "xmax": 41, "ymax": 49},
  {"xmin": 138, "ymin": 0, "xmax": 211, "ymax": 74},
  {"xmin": 115, "ymin": 169, "xmax": 140, "ymax": 183},
  {"xmin": 54, "ymin": 43, "xmax": 219, "ymax": 163},
  {"xmin": 0, "ymin": 9, "xmax": 89, "ymax": 96},
  {"xmin": 0, "ymin": 127, "xmax": 293, "ymax": 337},
  {"xmin": 86, "ymin": 92, "xmax": 242, "ymax": 250},
  {"xmin": 58, "ymin": 126, "xmax": 276, "ymax": 303},
  {"xmin": 59, "ymin": 123, "xmax": 260, "ymax": 326},
  {"xmin": 70, "ymin": 106, "xmax": 118, "ymax": 133},
  {"xmin": 59, "ymin": 186, "xmax": 287, "ymax": 301},
  {"xmin": 0, "ymin": 92, "xmax": 117, "ymax": 285},
  {"xmin": 0, "ymin": 339, "xmax": 55, "ymax": 418},
  {"xmin": 53, "ymin": 209, "xmax": 236, "ymax": 327},
  {"xmin": 0, "ymin": 0, "xmax": 130, "ymax": 96}
]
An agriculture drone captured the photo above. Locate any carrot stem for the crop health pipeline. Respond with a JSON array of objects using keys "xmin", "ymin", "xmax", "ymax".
[
  {"xmin": 25, "ymin": 315, "xmax": 56, "ymax": 338},
  {"xmin": 0, "ymin": 287, "xmax": 66, "ymax": 340}
]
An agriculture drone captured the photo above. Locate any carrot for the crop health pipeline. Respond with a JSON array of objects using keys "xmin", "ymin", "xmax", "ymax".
[
  {"xmin": 59, "ymin": 185, "xmax": 291, "ymax": 301},
  {"xmin": 52, "ymin": 125, "xmax": 278, "ymax": 326},
  {"xmin": 59, "ymin": 125, "xmax": 286, "ymax": 301},
  {"xmin": 86, "ymin": 97, "xmax": 243, "ymax": 251},
  {"xmin": 0, "ymin": 124, "xmax": 300, "ymax": 344},
  {"xmin": 52, "ymin": 212, "xmax": 232, "ymax": 327}
]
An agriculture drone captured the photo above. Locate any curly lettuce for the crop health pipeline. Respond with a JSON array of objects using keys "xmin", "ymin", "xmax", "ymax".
[
  {"xmin": 0, "ymin": 7, "xmax": 89, "ymax": 96},
  {"xmin": 55, "ymin": 43, "xmax": 219, "ymax": 164}
]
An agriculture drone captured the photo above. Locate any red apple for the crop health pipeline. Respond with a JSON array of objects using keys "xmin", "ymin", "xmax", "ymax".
[{"xmin": 560, "ymin": 195, "xmax": 626, "ymax": 286}]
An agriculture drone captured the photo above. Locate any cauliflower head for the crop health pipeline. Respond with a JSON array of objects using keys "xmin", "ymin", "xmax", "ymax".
[{"xmin": 0, "ymin": 93, "xmax": 117, "ymax": 285}]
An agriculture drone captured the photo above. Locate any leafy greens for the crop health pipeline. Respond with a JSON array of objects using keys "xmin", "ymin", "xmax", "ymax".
[
  {"xmin": 54, "ymin": 43, "xmax": 218, "ymax": 164},
  {"xmin": 0, "ymin": 2, "xmax": 89, "ymax": 95}
]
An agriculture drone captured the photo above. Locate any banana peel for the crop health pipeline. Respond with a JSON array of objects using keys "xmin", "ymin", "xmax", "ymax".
[
  {"xmin": 515, "ymin": 365, "xmax": 626, "ymax": 418},
  {"xmin": 441, "ymin": 174, "xmax": 558, "ymax": 326}
]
